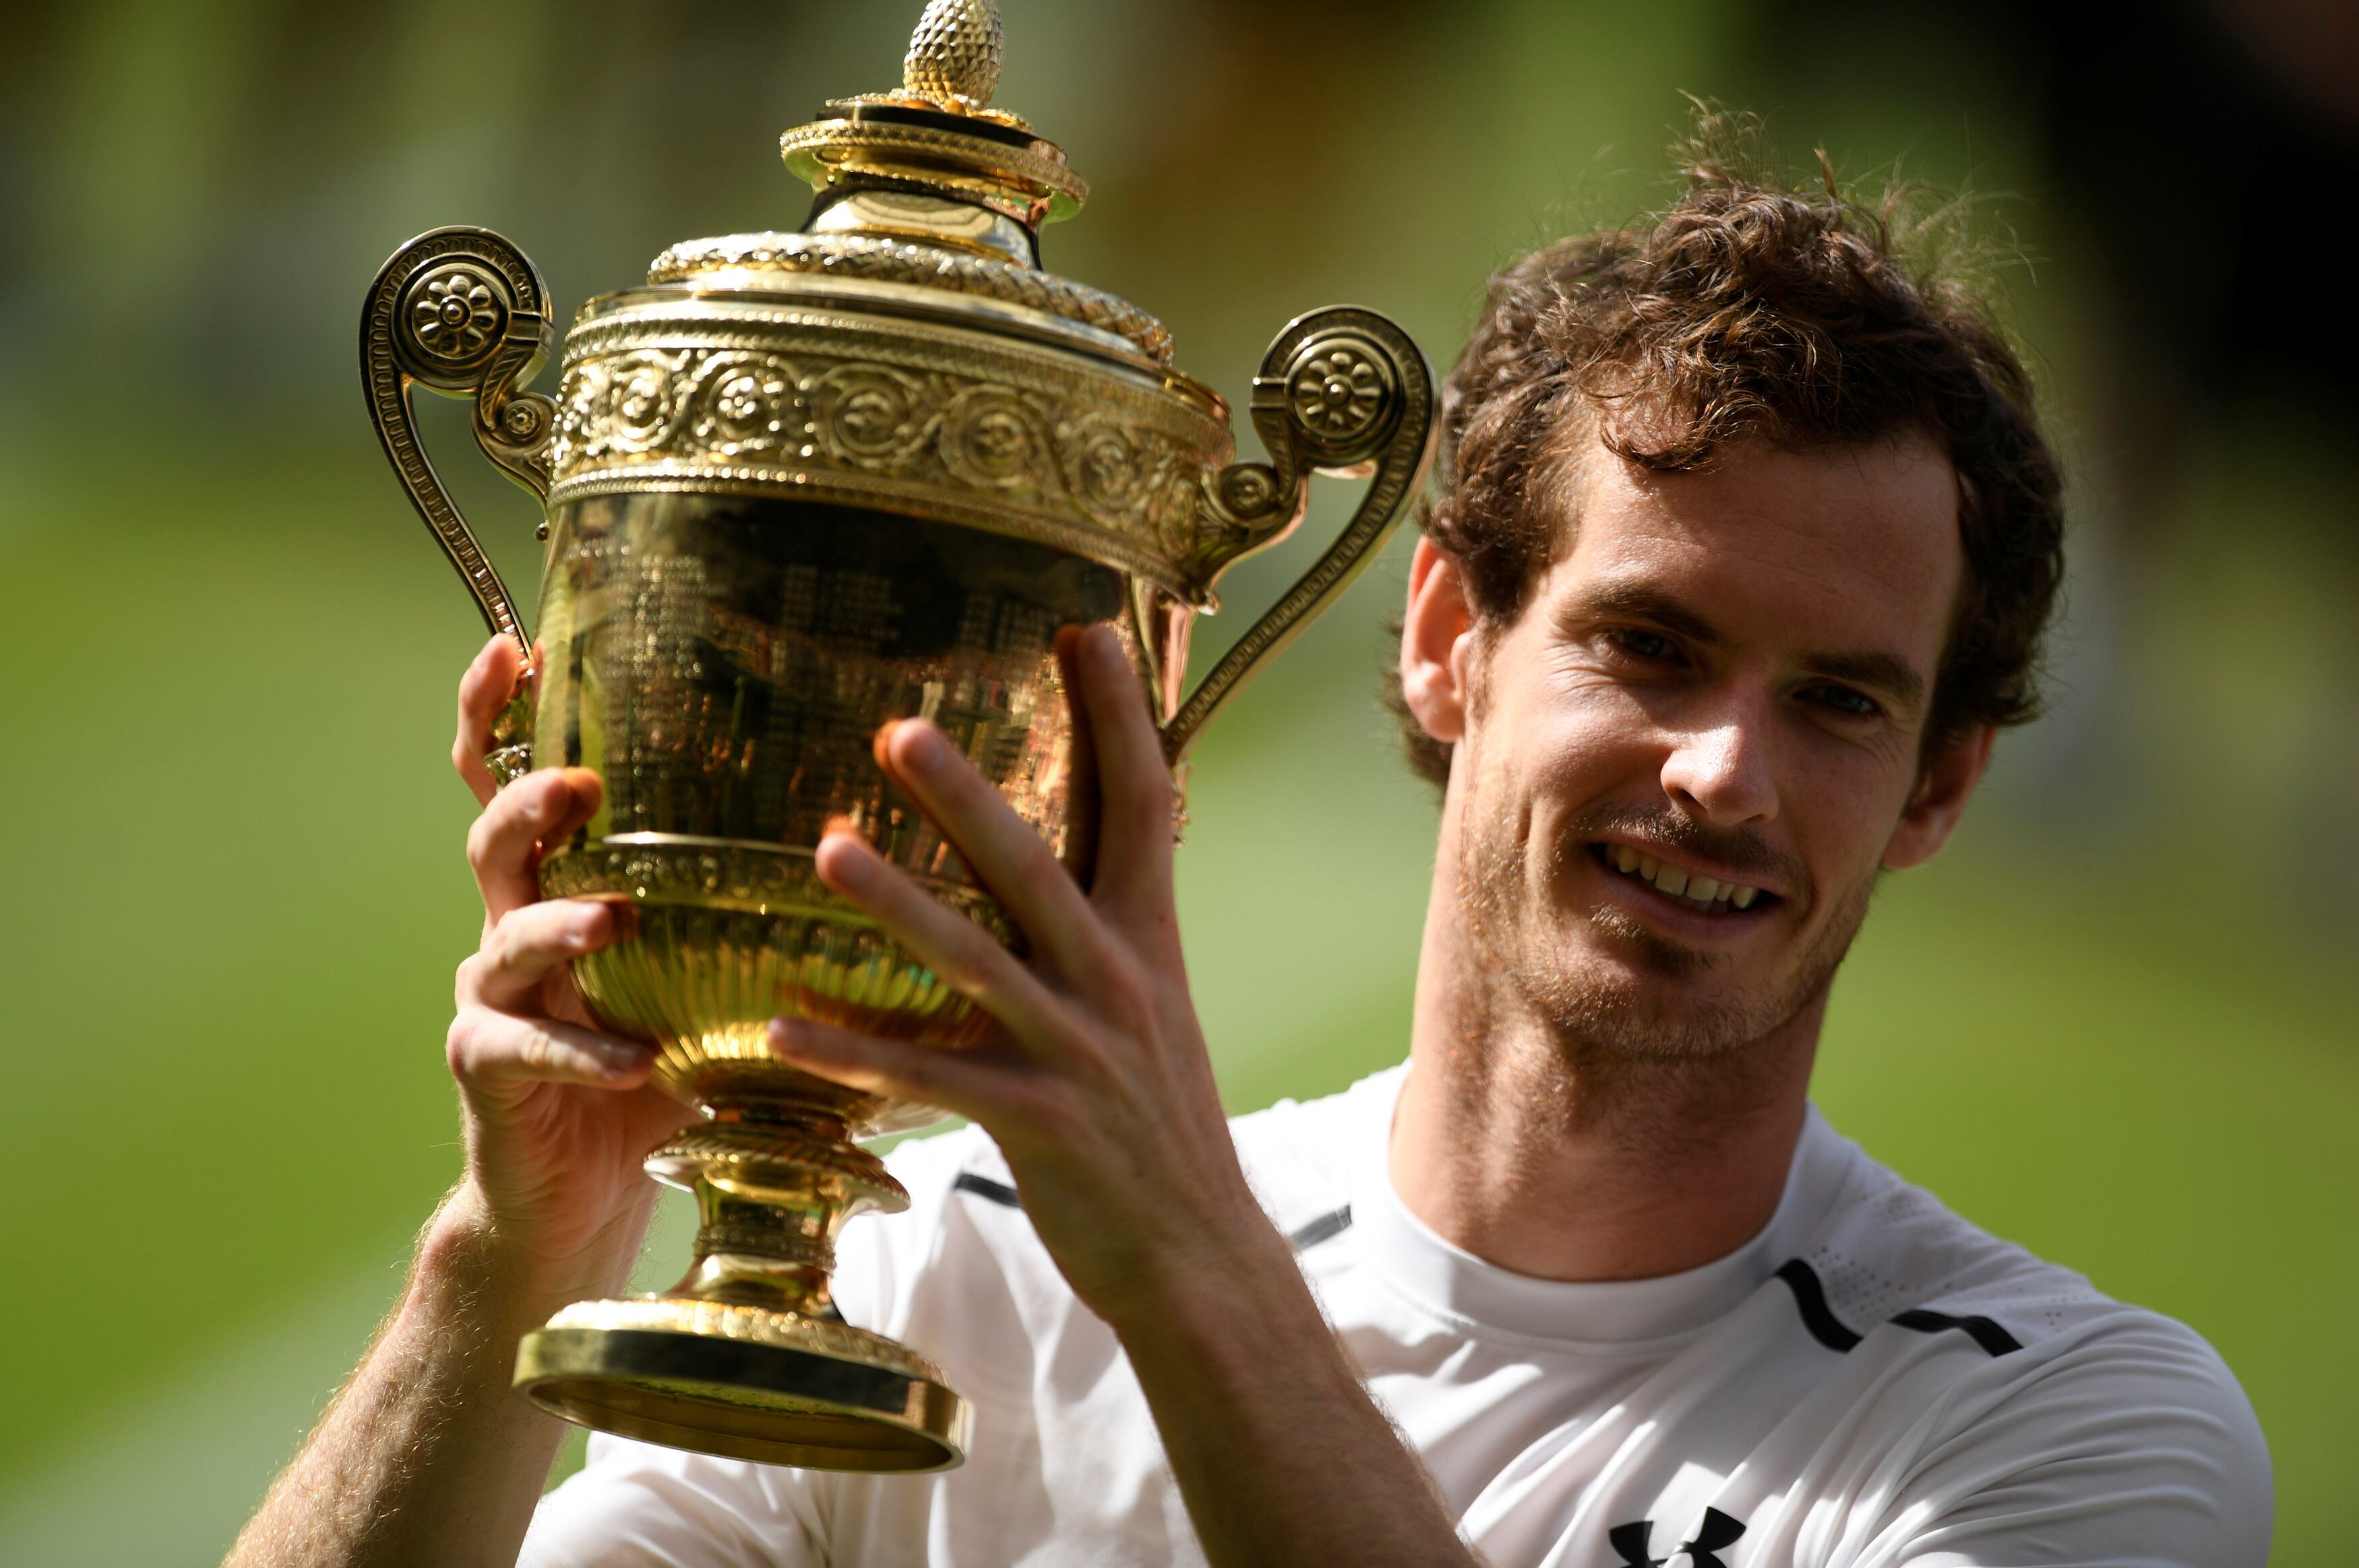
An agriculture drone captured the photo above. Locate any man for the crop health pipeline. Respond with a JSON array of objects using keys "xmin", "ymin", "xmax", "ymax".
[{"xmin": 232, "ymin": 141, "xmax": 2269, "ymax": 1567}]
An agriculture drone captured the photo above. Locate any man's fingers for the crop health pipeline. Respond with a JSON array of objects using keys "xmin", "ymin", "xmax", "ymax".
[
  {"xmin": 455, "ymin": 637, "xmax": 524, "ymax": 807},
  {"xmin": 447, "ymin": 1003, "xmax": 656, "ymax": 1091},
  {"xmin": 768, "ymin": 1014, "xmax": 1009, "ymax": 1123},
  {"xmin": 874, "ymin": 718, "xmax": 1115, "ymax": 983},
  {"xmin": 467, "ymin": 767, "xmax": 604, "ymax": 924},
  {"xmin": 462, "ymin": 897, "xmax": 626, "ymax": 1010},
  {"xmin": 1070, "ymin": 623, "xmax": 1177, "ymax": 916},
  {"xmin": 814, "ymin": 832, "xmax": 1091, "ymax": 1062}
]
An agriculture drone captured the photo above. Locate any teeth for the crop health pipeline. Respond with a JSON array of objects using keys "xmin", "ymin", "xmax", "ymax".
[{"xmin": 1600, "ymin": 845, "xmax": 1763, "ymax": 912}]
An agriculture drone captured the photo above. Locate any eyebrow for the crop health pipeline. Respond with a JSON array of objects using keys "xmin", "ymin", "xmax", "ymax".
[
  {"xmin": 1802, "ymin": 650, "xmax": 1925, "ymax": 710},
  {"xmin": 1568, "ymin": 582, "xmax": 1929, "ymax": 712},
  {"xmin": 1574, "ymin": 583, "xmax": 1724, "ymax": 645}
]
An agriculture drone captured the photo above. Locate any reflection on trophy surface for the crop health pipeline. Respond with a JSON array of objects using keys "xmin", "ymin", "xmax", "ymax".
[{"xmin": 360, "ymin": 0, "xmax": 1434, "ymax": 1472}]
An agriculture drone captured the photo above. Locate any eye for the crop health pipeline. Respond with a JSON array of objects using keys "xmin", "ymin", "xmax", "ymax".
[
  {"xmin": 1806, "ymin": 683, "xmax": 1881, "ymax": 718},
  {"xmin": 1608, "ymin": 627, "xmax": 1678, "ymax": 661}
]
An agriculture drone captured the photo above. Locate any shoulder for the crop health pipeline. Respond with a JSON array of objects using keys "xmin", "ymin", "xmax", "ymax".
[
  {"xmin": 1779, "ymin": 1119, "xmax": 2272, "ymax": 1563},
  {"xmin": 1783, "ymin": 1116, "xmax": 2222, "ymax": 1366}
]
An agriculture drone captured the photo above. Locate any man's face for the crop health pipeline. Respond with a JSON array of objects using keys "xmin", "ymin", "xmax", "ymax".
[{"xmin": 1430, "ymin": 431, "xmax": 1978, "ymax": 1058}]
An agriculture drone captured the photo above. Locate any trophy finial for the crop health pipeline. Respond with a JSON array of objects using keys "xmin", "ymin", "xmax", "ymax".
[
  {"xmin": 779, "ymin": 0, "xmax": 1084, "ymax": 253},
  {"xmin": 903, "ymin": 0, "xmax": 1003, "ymax": 110}
]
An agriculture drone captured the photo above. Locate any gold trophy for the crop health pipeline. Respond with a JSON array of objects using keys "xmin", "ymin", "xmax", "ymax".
[{"xmin": 360, "ymin": 0, "xmax": 1434, "ymax": 1474}]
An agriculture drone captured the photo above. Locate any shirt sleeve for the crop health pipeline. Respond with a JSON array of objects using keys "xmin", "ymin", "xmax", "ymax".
[
  {"xmin": 1860, "ymin": 1314, "xmax": 2273, "ymax": 1568},
  {"xmin": 520, "ymin": 1433, "xmax": 824, "ymax": 1568}
]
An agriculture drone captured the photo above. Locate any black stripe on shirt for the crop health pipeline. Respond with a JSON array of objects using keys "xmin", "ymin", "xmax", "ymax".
[
  {"xmin": 1774, "ymin": 1259, "xmax": 1864, "ymax": 1351},
  {"xmin": 953, "ymin": 1171, "xmax": 1022, "ymax": 1208},
  {"xmin": 954, "ymin": 1170, "xmax": 1354, "ymax": 1261},
  {"xmin": 1288, "ymin": 1205, "xmax": 1353, "ymax": 1251},
  {"xmin": 1776, "ymin": 1259, "xmax": 2021, "ymax": 1358},
  {"xmin": 1891, "ymin": 1307, "xmax": 2023, "ymax": 1356}
]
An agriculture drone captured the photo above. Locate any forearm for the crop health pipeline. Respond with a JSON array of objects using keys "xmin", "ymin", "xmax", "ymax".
[
  {"xmin": 226, "ymin": 1184, "xmax": 638, "ymax": 1568},
  {"xmin": 1117, "ymin": 1227, "xmax": 1476, "ymax": 1568}
]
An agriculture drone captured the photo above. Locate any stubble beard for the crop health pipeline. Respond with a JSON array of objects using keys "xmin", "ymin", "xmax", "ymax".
[{"xmin": 1457, "ymin": 781, "xmax": 1876, "ymax": 1066}]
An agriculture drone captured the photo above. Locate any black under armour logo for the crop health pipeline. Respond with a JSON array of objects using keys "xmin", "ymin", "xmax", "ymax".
[{"xmin": 1607, "ymin": 1507, "xmax": 1746, "ymax": 1568}]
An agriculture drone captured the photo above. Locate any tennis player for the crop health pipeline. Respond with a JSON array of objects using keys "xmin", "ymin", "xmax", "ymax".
[{"xmin": 231, "ymin": 139, "xmax": 2269, "ymax": 1567}]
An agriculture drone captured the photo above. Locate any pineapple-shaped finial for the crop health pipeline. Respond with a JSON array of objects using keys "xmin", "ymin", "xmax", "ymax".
[{"xmin": 903, "ymin": 0, "xmax": 1003, "ymax": 110}]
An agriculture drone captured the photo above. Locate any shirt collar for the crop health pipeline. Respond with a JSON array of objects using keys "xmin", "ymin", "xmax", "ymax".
[{"xmin": 1344, "ymin": 1063, "xmax": 1839, "ymax": 1348}]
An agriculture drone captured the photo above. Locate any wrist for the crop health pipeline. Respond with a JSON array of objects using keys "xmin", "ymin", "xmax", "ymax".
[
  {"xmin": 1104, "ymin": 1208, "xmax": 1320, "ymax": 1369},
  {"xmin": 415, "ymin": 1181, "xmax": 643, "ymax": 1335}
]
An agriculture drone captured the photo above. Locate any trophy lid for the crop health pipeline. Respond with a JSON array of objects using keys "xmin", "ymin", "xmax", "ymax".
[
  {"xmin": 645, "ymin": 0, "xmax": 1172, "ymax": 366},
  {"xmin": 785, "ymin": 0, "xmax": 1088, "ymax": 237}
]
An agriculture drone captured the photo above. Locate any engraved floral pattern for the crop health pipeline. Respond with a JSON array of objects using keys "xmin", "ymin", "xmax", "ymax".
[
  {"xmin": 940, "ymin": 385, "xmax": 1046, "ymax": 491},
  {"xmin": 411, "ymin": 268, "xmax": 503, "ymax": 363},
  {"xmin": 615, "ymin": 363, "xmax": 675, "ymax": 441},
  {"xmin": 1289, "ymin": 344, "xmax": 1388, "ymax": 441},
  {"xmin": 550, "ymin": 334, "xmax": 1230, "ymax": 594},
  {"xmin": 690, "ymin": 352, "xmax": 802, "ymax": 457},
  {"xmin": 815, "ymin": 365, "xmax": 928, "ymax": 466},
  {"xmin": 1064, "ymin": 414, "xmax": 1141, "ymax": 513},
  {"xmin": 1217, "ymin": 461, "xmax": 1279, "ymax": 519}
]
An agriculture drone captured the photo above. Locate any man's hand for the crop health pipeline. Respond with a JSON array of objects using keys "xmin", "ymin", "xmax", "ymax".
[
  {"xmin": 769, "ymin": 623, "xmax": 1470, "ymax": 1567},
  {"xmin": 448, "ymin": 636, "xmax": 692, "ymax": 1287},
  {"xmin": 768, "ymin": 623, "xmax": 1270, "ymax": 1327}
]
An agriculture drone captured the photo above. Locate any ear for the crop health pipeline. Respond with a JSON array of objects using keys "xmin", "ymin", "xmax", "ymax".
[
  {"xmin": 1401, "ymin": 536, "xmax": 1477, "ymax": 745},
  {"xmin": 1882, "ymin": 723, "xmax": 1996, "ymax": 870}
]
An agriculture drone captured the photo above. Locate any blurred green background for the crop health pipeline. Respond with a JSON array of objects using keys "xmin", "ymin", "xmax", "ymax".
[{"xmin": 2, "ymin": 1, "xmax": 2354, "ymax": 1562}]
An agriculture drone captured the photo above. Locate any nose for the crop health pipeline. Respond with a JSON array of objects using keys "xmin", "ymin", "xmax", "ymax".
[{"xmin": 1659, "ymin": 704, "xmax": 1777, "ymax": 827}]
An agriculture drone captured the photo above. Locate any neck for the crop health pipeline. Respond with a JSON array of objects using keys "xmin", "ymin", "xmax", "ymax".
[{"xmin": 1388, "ymin": 811, "xmax": 1820, "ymax": 1284}]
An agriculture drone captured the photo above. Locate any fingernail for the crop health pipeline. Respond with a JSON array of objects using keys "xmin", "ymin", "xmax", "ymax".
[
  {"xmin": 818, "ymin": 836, "xmax": 876, "ymax": 889},
  {"xmin": 568, "ymin": 906, "xmax": 605, "ymax": 946},
  {"xmin": 768, "ymin": 1017, "xmax": 818, "ymax": 1054},
  {"xmin": 898, "ymin": 722, "xmax": 950, "ymax": 775},
  {"xmin": 591, "ymin": 1039, "xmax": 642, "ymax": 1075}
]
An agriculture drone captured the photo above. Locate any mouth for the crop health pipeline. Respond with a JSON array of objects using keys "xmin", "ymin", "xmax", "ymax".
[{"xmin": 1589, "ymin": 842, "xmax": 1775, "ymax": 918}]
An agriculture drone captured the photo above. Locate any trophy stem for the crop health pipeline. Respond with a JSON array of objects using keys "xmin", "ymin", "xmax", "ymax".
[
  {"xmin": 652, "ymin": 1103, "xmax": 907, "ymax": 1317},
  {"xmin": 512, "ymin": 1097, "xmax": 972, "ymax": 1471}
]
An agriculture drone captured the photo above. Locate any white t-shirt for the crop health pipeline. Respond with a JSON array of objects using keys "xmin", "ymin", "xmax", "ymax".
[{"xmin": 524, "ymin": 1063, "xmax": 2270, "ymax": 1567}]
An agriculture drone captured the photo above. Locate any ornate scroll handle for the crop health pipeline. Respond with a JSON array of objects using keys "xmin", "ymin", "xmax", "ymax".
[
  {"xmin": 1161, "ymin": 307, "xmax": 1438, "ymax": 766},
  {"xmin": 360, "ymin": 226, "xmax": 559, "ymax": 782}
]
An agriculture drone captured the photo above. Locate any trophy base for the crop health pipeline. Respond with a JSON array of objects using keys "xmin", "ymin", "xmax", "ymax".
[{"xmin": 516, "ymin": 1296, "xmax": 970, "ymax": 1472}]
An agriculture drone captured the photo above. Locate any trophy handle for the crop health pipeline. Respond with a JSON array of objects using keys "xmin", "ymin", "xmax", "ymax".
[
  {"xmin": 1159, "ymin": 307, "xmax": 1438, "ymax": 765},
  {"xmin": 360, "ymin": 226, "xmax": 559, "ymax": 782}
]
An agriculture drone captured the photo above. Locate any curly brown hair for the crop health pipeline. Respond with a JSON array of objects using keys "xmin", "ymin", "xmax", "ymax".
[{"xmin": 1392, "ymin": 118, "xmax": 2065, "ymax": 788}]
